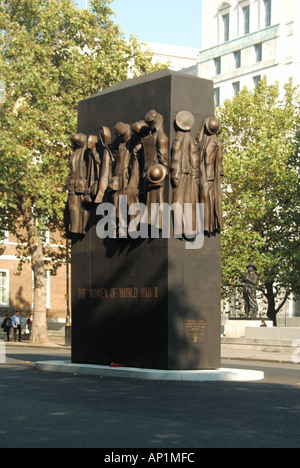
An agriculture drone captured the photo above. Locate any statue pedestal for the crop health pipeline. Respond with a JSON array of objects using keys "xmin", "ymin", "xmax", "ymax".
[
  {"xmin": 225, "ymin": 319, "xmax": 273, "ymax": 338},
  {"xmin": 71, "ymin": 70, "xmax": 221, "ymax": 370}
]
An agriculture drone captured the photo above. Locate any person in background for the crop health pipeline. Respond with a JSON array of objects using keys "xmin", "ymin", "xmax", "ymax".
[
  {"xmin": 26, "ymin": 314, "xmax": 33, "ymax": 339},
  {"xmin": 11, "ymin": 311, "xmax": 23, "ymax": 342},
  {"xmin": 1, "ymin": 313, "xmax": 12, "ymax": 342}
]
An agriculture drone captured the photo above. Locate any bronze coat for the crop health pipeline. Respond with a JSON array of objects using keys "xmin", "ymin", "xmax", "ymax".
[{"xmin": 171, "ymin": 130, "xmax": 200, "ymax": 236}]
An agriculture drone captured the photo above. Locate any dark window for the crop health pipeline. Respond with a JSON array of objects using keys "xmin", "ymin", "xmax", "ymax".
[
  {"xmin": 253, "ymin": 75, "xmax": 262, "ymax": 87},
  {"xmin": 255, "ymin": 43, "xmax": 262, "ymax": 62},
  {"xmin": 215, "ymin": 57, "xmax": 221, "ymax": 75},
  {"xmin": 233, "ymin": 82, "xmax": 240, "ymax": 96},
  {"xmin": 264, "ymin": 0, "xmax": 272, "ymax": 27},
  {"xmin": 223, "ymin": 14, "xmax": 230, "ymax": 42},
  {"xmin": 214, "ymin": 88, "xmax": 220, "ymax": 107},
  {"xmin": 234, "ymin": 50, "xmax": 241, "ymax": 69},
  {"xmin": 243, "ymin": 6, "xmax": 250, "ymax": 34}
]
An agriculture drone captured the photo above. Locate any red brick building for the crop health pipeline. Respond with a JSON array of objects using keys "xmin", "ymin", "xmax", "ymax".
[{"xmin": 0, "ymin": 231, "xmax": 67, "ymax": 321}]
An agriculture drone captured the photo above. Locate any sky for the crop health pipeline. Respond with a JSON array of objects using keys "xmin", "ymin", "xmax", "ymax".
[{"xmin": 76, "ymin": 0, "xmax": 203, "ymax": 49}]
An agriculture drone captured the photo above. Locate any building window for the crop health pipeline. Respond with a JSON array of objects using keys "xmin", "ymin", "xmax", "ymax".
[
  {"xmin": 215, "ymin": 57, "xmax": 221, "ymax": 75},
  {"xmin": 264, "ymin": 0, "xmax": 272, "ymax": 27},
  {"xmin": 233, "ymin": 82, "xmax": 241, "ymax": 96},
  {"xmin": 214, "ymin": 88, "xmax": 221, "ymax": 107},
  {"xmin": 223, "ymin": 14, "xmax": 230, "ymax": 42},
  {"xmin": 255, "ymin": 43, "xmax": 263, "ymax": 62},
  {"xmin": 0, "ymin": 231, "xmax": 9, "ymax": 244},
  {"xmin": 234, "ymin": 50, "xmax": 241, "ymax": 69},
  {"xmin": 0, "ymin": 270, "xmax": 9, "ymax": 307},
  {"xmin": 253, "ymin": 75, "xmax": 262, "ymax": 87},
  {"xmin": 243, "ymin": 6, "xmax": 250, "ymax": 34}
]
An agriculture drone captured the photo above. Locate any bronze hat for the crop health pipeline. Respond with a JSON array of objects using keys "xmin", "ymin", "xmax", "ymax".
[
  {"xmin": 70, "ymin": 133, "xmax": 87, "ymax": 148},
  {"xmin": 147, "ymin": 164, "xmax": 168, "ymax": 184},
  {"xmin": 132, "ymin": 120, "xmax": 148, "ymax": 137},
  {"xmin": 175, "ymin": 111, "xmax": 195, "ymax": 131},
  {"xmin": 206, "ymin": 117, "xmax": 222, "ymax": 135},
  {"xmin": 99, "ymin": 126, "xmax": 111, "ymax": 145},
  {"xmin": 145, "ymin": 109, "xmax": 162, "ymax": 127}
]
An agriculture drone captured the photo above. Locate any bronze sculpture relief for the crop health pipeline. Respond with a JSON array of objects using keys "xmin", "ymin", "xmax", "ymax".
[
  {"xmin": 65, "ymin": 109, "xmax": 223, "ymax": 239},
  {"xmin": 171, "ymin": 111, "xmax": 200, "ymax": 236},
  {"xmin": 107, "ymin": 122, "xmax": 133, "ymax": 217},
  {"xmin": 94, "ymin": 126, "xmax": 114, "ymax": 204},
  {"xmin": 196, "ymin": 117, "xmax": 224, "ymax": 235},
  {"xmin": 83, "ymin": 135, "xmax": 100, "ymax": 206},
  {"xmin": 139, "ymin": 110, "xmax": 169, "ymax": 228},
  {"xmin": 66, "ymin": 133, "xmax": 90, "ymax": 235},
  {"xmin": 124, "ymin": 122, "xmax": 143, "ymax": 210},
  {"xmin": 171, "ymin": 113, "xmax": 224, "ymax": 237}
]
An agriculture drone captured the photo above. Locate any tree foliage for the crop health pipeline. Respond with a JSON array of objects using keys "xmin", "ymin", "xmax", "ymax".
[
  {"xmin": 217, "ymin": 78, "xmax": 300, "ymax": 324},
  {"xmin": 0, "ymin": 0, "xmax": 166, "ymax": 342}
]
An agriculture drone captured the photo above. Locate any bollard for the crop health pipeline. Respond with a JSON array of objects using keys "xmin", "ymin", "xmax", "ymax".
[{"xmin": 0, "ymin": 340, "xmax": 6, "ymax": 364}]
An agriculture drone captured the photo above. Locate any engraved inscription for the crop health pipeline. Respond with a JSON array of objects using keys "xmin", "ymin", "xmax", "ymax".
[
  {"xmin": 78, "ymin": 287, "xmax": 159, "ymax": 300},
  {"xmin": 184, "ymin": 319, "xmax": 207, "ymax": 344}
]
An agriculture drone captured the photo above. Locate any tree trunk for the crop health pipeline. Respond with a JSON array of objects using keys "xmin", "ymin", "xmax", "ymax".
[
  {"xmin": 265, "ymin": 282, "xmax": 277, "ymax": 326},
  {"xmin": 21, "ymin": 199, "xmax": 50, "ymax": 344}
]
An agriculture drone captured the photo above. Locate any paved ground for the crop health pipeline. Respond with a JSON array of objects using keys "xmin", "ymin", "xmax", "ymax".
[
  {"xmin": 0, "ymin": 345, "xmax": 299, "ymax": 448},
  {"xmin": 2, "ymin": 335, "xmax": 298, "ymax": 364},
  {"xmin": 222, "ymin": 342, "xmax": 298, "ymax": 364}
]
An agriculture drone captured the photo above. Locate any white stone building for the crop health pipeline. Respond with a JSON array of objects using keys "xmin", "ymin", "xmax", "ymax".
[
  {"xmin": 182, "ymin": 0, "xmax": 300, "ymax": 319},
  {"xmin": 148, "ymin": 42, "xmax": 199, "ymax": 71},
  {"xmin": 184, "ymin": 0, "xmax": 300, "ymax": 105}
]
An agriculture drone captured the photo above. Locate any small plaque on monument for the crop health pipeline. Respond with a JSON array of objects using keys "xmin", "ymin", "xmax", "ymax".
[{"xmin": 184, "ymin": 320, "xmax": 207, "ymax": 344}]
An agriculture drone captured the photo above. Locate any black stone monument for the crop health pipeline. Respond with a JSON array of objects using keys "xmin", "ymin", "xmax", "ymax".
[{"xmin": 71, "ymin": 69, "xmax": 221, "ymax": 370}]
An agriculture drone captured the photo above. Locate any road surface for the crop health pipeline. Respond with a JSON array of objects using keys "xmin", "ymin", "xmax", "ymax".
[{"xmin": 0, "ymin": 345, "xmax": 299, "ymax": 448}]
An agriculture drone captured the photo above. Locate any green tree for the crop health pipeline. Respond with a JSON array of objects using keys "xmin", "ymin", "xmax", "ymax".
[
  {"xmin": 217, "ymin": 78, "xmax": 300, "ymax": 325},
  {"xmin": 0, "ymin": 0, "xmax": 166, "ymax": 343}
]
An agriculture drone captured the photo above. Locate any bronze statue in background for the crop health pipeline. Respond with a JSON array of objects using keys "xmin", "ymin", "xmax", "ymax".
[
  {"xmin": 171, "ymin": 111, "xmax": 200, "ymax": 236},
  {"xmin": 196, "ymin": 117, "xmax": 224, "ymax": 235},
  {"xmin": 66, "ymin": 133, "xmax": 90, "ymax": 235},
  {"xmin": 243, "ymin": 263, "xmax": 259, "ymax": 318}
]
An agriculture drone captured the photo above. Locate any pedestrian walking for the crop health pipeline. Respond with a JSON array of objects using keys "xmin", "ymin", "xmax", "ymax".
[
  {"xmin": 1, "ymin": 313, "xmax": 12, "ymax": 342},
  {"xmin": 11, "ymin": 311, "xmax": 23, "ymax": 342},
  {"xmin": 26, "ymin": 314, "xmax": 33, "ymax": 340}
]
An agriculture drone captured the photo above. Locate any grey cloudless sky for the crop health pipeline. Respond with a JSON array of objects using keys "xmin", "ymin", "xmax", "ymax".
[{"xmin": 76, "ymin": 0, "xmax": 203, "ymax": 49}]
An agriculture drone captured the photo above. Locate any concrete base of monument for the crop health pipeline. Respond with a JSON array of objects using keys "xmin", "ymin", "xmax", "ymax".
[{"xmin": 35, "ymin": 361, "xmax": 264, "ymax": 382}]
